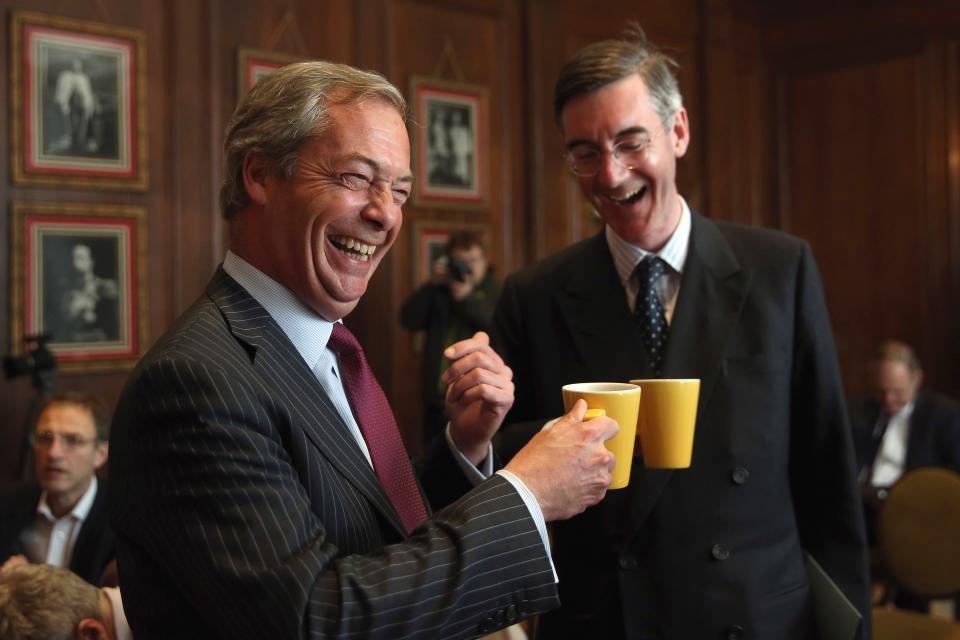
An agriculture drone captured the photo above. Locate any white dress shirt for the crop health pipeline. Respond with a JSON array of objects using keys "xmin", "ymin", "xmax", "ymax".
[
  {"xmin": 607, "ymin": 196, "xmax": 692, "ymax": 323},
  {"xmin": 22, "ymin": 476, "xmax": 98, "ymax": 569},
  {"xmin": 103, "ymin": 586, "xmax": 133, "ymax": 640},
  {"xmin": 222, "ymin": 252, "xmax": 552, "ymax": 565},
  {"xmin": 870, "ymin": 401, "xmax": 914, "ymax": 487}
]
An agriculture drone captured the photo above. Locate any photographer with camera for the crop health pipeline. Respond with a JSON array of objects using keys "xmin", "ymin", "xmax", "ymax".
[{"xmin": 400, "ymin": 231, "xmax": 500, "ymax": 447}]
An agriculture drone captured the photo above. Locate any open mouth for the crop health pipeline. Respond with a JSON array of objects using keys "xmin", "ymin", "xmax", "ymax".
[
  {"xmin": 329, "ymin": 235, "xmax": 376, "ymax": 262},
  {"xmin": 608, "ymin": 185, "xmax": 647, "ymax": 205}
]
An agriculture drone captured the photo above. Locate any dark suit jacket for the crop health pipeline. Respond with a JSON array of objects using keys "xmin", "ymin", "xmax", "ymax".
[
  {"xmin": 109, "ymin": 268, "xmax": 557, "ymax": 640},
  {"xmin": 0, "ymin": 480, "xmax": 115, "ymax": 585},
  {"xmin": 850, "ymin": 389, "xmax": 960, "ymax": 479},
  {"xmin": 493, "ymin": 213, "xmax": 871, "ymax": 640}
]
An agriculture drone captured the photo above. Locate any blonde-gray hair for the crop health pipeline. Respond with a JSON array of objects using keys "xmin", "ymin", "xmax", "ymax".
[
  {"xmin": 219, "ymin": 60, "xmax": 407, "ymax": 219},
  {"xmin": 0, "ymin": 564, "xmax": 102, "ymax": 640}
]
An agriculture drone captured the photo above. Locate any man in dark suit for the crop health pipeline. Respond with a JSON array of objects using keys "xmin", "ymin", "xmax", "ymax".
[
  {"xmin": 0, "ymin": 392, "xmax": 114, "ymax": 586},
  {"xmin": 492, "ymin": 26, "xmax": 871, "ymax": 639},
  {"xmin": 109, "ymin": 61, "xmax": 619, "ymax": 640},
  {"xmin": 849, "ymin": 339, "xmax": 960, "ymax": 612}
]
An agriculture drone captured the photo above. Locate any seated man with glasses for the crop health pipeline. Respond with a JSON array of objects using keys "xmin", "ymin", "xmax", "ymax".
[{"xmin": 0, "ymin": 392, "xmax": 115, "ymax": 586}]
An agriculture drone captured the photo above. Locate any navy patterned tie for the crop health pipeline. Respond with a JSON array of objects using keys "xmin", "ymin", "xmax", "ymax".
[
  {"xmin": 633, "ymin": 256, "xmax": 669, "ymax": 377},
  {"xmin": 328, "ymin": 323, "xmax": 428, "ymax": 534}
]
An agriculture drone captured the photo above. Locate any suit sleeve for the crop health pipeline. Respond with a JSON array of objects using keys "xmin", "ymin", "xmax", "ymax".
[
  {"xmin": 110, "ymin": 355, "xmax": 558, "ymax": 640},
  {"xmin": 787, "ymin": 243, "xmax": 872, "ymax": 636}
]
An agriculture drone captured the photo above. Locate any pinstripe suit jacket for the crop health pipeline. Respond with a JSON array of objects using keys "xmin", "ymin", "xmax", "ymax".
[{"xmin": 109, "ymin": 268, "xmax": 557, "ymax": 639}]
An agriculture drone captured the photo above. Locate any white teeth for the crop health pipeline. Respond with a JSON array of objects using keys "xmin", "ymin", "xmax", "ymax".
[
  {"xmin": 610, "ymin": 187, "xmax": 644, "ymax": 203},
  {"xmin": 331, "ymin": 235, "xmax": 377, "ymax": 257}
]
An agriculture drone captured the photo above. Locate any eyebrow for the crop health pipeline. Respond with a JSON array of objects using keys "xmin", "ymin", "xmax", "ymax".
[
  {"xmin": 342, "ymin": 153, "xmax": 414, "ymax": 184},
  {"xmin": 565, "ymin": 126, "xmax": 652, "ymax": 151}
]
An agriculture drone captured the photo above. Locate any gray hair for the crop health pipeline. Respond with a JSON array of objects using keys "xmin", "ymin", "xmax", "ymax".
[
  {"xmin": 554, "ymin": 23, "xmax": 682, "ymax": 128},
  {"xmin": 219, "ymin": 61, "xmax": 408, "ymax": 219}
]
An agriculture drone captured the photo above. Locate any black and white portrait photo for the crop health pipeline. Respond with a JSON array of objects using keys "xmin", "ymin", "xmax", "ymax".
[
  {"xmin": 12, "ymin": 12, "xmax": 147, "ymax": 189},
  {"xmin": 41, "ymin": 234, "xmax": 122, "ymax": 346},
  {"xmin": 411, "ymin": 77, "xmax": 487, "ymax": 209},
  {"xmin": 426, "ymin": 101, "xmax": 475, "ymax": 189},
  {"xmin": 40, "ymin": 49, "xmax": 121, "ymax": 161}
]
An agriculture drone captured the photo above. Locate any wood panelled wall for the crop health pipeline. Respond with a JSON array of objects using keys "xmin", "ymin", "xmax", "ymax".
[{"xmin": 2, "ymin": 0, "xmax": 959, "ymax": 481}]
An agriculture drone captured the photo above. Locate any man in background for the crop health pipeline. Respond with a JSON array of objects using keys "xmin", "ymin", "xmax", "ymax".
[
  {"xmin": 0, "ymin": 392, "xmax": 114, "ymax": 586},
  {"xmin": 0, "ymin": 562, "xmax": 129, "ymax": 640},
  {"xmin": 400, "ymin": 231, "xmax": 500, "ymax": 444},
  {"xmin": 849, "ymin": 339, "xmax": 960, "ymax": 612},
  {"xmin": 493, "ymin": 25, "xmax": 871, "ymax": 639}
]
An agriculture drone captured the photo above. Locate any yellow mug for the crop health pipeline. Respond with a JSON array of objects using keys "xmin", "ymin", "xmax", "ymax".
[
  {"xmin": 562, "ymin": 382, "xmax": 641, "ymax": 489},
  {"xmin": 629, "ymin": 378, "xmax": 700, "ymax": 468}
]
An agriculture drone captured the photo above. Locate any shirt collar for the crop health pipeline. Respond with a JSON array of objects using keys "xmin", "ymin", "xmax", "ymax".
[
  {"xmin": 890, "ymin": 399, "xmax": 915, "ymax": 422},
  {"xmin": 37, "ymin": 475, "xmax": 98, "ymax": 523},
  {"xmin": 606, "ymin": 196, "xmax": 691, "ymax": 287},
  {"xmin": 103, "ymin": 586, "xmax": 133, "ymax": 640},
  {"xmin": 222, "ymin": 251, "xmax": 337, "ymax": 369}
]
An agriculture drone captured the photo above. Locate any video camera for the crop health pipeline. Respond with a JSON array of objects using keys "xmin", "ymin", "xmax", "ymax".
[{"xmin": 3, "ymin": 333, "xmax": 57, "ymax": 390}]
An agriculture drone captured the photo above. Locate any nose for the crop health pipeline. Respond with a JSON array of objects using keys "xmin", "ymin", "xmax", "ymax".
[
  {"xmin": 593, "ymin": 150, "xmax": 632, "ymax": 188},
  {"xmin": 47, "ymin": 436, "xmax": 65, "ymax": 457},
  {"xmin": 363, "ymin": 189, "xmax": 401, "ymax": 231}
]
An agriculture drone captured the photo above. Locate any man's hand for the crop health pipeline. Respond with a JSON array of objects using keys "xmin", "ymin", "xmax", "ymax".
[
  {"xmin": 443, "ymin": 332, "xmax": 514, "ymax": 465},
  {"xmin": 504, "ymin": 400, "xmax": 618, "ymax": 521}
]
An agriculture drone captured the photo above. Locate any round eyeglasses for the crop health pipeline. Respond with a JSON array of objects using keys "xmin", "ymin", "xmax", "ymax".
[
  {"xmin": 31, "ymin": 431, "xmax": 98, "ymax": 451},
  {"xmin": 564, "ymin": 133, "xmax": 656, "ymax": 178}
]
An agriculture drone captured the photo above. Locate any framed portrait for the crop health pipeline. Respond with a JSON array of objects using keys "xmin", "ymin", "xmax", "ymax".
[
  {"xmin": 10, "ymin": 11, "xmax": 148, "ymax": 190},
  {"xmin": 411, "ymin": 220, "xmax": 489, "ymax": 286},
  {"xmin": 237, "ymin": 48, "xmax": 308, "ymax": 97},
  {"xmin": 410, "ymin": 77, "xmax": 488, "ymax": 210},
  {"xmin": 10, "ymin": 201, "xmax": 147, "ymax": 372}
]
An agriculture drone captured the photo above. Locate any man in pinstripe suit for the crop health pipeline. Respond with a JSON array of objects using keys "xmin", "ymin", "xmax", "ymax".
[{"xmin": 109, "ymin": 61, "xmax": 618, "ymax": 639}]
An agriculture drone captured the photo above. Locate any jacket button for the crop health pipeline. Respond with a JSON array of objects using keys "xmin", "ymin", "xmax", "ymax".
[
  {"xmin": 731, "ymin": 467, "xmax": 750, "ymax": 484},
  {"xmin": 711, "ymin": 544, "xmax": 730, "ymax": 561},
  {"xmin": 725, "ymin": 624, "xmax": 745, "ymax": 640},
  {"xmin": 478, "ymin": 619, "xmax": 493, "ymax": 634},
  {"xmin": 517, "ymin": 599, "xmax": 533, "ymax": 615},
  {"xmin": 619, "ymin": 553, "xmax": 638, "ymax": 570},
  {"xmin": 506, "ymin": 604, "xmax": 519, "ymax": 623}
]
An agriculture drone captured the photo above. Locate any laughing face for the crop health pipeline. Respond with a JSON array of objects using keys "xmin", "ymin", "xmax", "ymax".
[
  {"xmin": 243, "ymin": 99, "xmax": 413, "ymax": 321},
  {"xmin": 560, "ymin": 73, "xmax": 689, "ymax": 252}
]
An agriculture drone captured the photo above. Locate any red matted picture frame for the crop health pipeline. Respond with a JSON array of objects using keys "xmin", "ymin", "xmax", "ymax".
[
  {"xmin": 10, "ymin": 201, "xmax": 148, "ymax": 372},
  {"xmin": 237, "ymin": 48, "xmax": 309, "ymax": 98},
  {"xmin": 410, "ymin": 77, "xmax": 488, "ymax": 210},
  {"xmin": 9, "ymin": 11, "xmax": 148, "ymax": 190},
  {"xmin": 411, "ymin": 220, "xmax": 489, "ymax": 286}
]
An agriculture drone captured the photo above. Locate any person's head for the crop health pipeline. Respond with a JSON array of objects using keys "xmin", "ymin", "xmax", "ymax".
[
  {"xmin": 32, "ymin": 393, "xmax": 110, "ymax": 514},
  {"xmin": 72, "ymin": 245, "xmax": 93, "ymax": 275},
  {"xmin": 0, "ymin": 563, "xmax": 114, "ymax": 640},
  {"xmin": 872, "ymin": 340, "xmax": 923, "ymax": 415},
  {"xmin": 445, "ymin": 232, "xmax": 488, "ymax": 282},
  {"xmin": 554, "ymin": 23, "xmax": 689, "ymax": 252},
  {"xmin": 220, "ymin": 61, "xmax": 412, "ymax": 321}
]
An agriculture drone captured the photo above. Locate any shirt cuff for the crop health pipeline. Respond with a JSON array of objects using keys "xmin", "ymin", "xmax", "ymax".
[
  {"xmin": 444, "ymin": 422, "xmax": 493, "ymax": 484},
  {"xmin": 496, "ymin": 469, "xmax": 558, "ymax": 583}
]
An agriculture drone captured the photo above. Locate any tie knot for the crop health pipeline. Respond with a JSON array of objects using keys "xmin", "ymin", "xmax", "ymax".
[
  {"xmin": 635, "ymin": 256, "xmax": 667, "ymax": 285},
  {"xmin": 328, "ymin": 322, "xmax": 361, "ymax": 356}
]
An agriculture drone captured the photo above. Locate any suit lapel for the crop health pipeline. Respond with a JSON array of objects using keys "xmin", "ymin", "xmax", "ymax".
[
  {"xmin": 555, "ymin": 234, "xmax": 649, "ymax": 383},
  {"xmin": 207, "ymin": 269, "xmax": 407, "ymax": 535},
  {"xmin": 624, "ymin": 212, "xmax": 751, "ymax": 538},
  {"xmin": 904, "ymin": 392, "xmax": 930, "ymax": 470}
]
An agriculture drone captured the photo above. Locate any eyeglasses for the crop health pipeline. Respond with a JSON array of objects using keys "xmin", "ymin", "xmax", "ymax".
[
  {"xmin": 564, "ymin": 133, "xmax": 656, "ymax": 178},
  {"xmin": 31, "ymin": 431, "xmax": 98, "ymax": 451}
]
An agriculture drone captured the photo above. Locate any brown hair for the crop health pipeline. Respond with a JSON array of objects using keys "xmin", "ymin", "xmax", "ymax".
[
  {"xmin": 36, "ymin": 391, "xmax": 111, "ymax": 441},
  {"xmin": 0, "ymin": 564, "xmax": 102, "ymax": 640},
  {"xmin": 554, "ymin": 22, "xmax": 682, "ymax": 127}
]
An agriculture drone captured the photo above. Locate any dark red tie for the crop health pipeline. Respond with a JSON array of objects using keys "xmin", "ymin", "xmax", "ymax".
[{"xmin": 328, "ymin": 322, "xmax": 427, "ymax": 533}]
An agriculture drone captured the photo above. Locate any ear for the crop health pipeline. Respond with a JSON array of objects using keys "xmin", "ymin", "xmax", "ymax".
[
  {"xmin": 242, "ymin": 151, "xmax": 270, "ymax": 206},
  {"xmin": 671, "ymin": 107, "xmax": 690, "ymax": 158},
  {"xmin": 93, "ymin": 441, "xmax": 108, "ymax": 470},
  {"xmin": 76, "ymin": 618, "xmax": 109, "ymax": 639}
]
